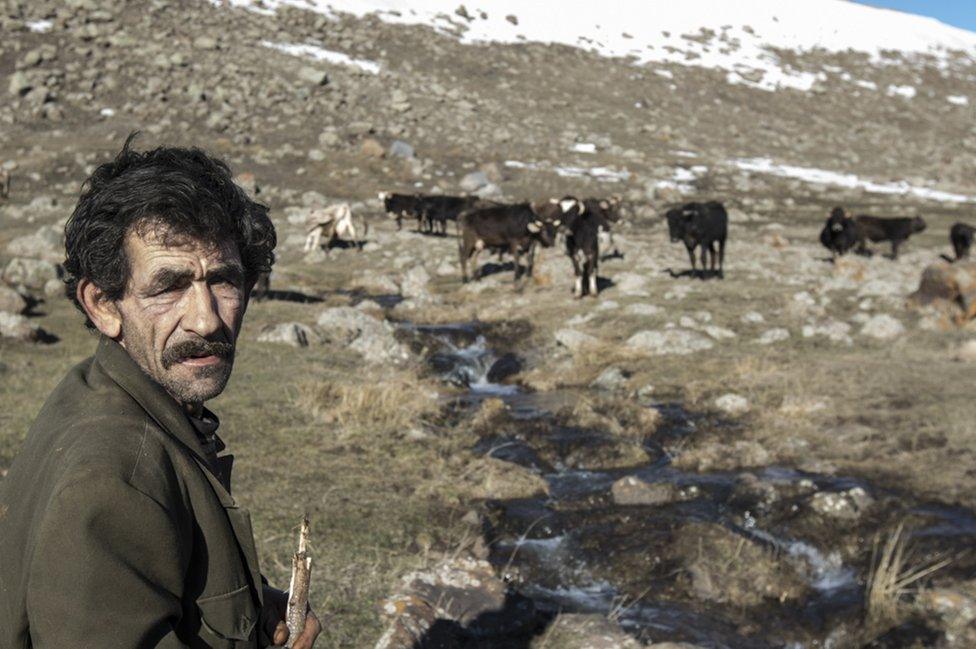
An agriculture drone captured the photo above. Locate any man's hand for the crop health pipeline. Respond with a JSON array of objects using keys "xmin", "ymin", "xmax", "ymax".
[{"xmin": 262, "ymin": 586, "xmax": 322, "ymax": 649}]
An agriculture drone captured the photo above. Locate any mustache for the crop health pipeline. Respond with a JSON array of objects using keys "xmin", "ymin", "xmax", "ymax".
[{"xmin": 161, "ymin": 338, "xmax": 234, "ymax": 369}]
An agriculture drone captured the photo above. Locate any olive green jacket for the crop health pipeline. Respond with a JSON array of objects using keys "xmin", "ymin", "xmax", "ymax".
[{"xmin": 0, "ymin": 336, "xmax": 272, "ymax": 648}]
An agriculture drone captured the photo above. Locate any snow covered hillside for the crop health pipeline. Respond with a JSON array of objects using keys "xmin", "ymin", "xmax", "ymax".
[{"xmin": 220, "ymin": 0, "xmax": 976, "ymax": 91}]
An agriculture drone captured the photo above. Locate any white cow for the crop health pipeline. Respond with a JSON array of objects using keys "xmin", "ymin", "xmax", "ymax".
[{"xmin": 303, "ymin": 202, "xmax": 366, "ymax": 253}]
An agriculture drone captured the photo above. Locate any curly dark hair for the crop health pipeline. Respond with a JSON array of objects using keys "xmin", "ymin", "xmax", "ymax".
[{"xmin": 63, "ymin": 133, "xmax": 276, "ymax": 329}]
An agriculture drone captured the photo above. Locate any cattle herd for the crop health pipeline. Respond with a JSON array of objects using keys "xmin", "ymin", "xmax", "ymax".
[{"xmin": 271, "ymin": 189, "xmax": 976, "ymax": 301}]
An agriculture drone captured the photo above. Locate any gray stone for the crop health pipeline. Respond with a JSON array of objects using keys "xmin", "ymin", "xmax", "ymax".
[
  {"xmin": 459, "ymin": 170, "xmax": 489, "ymax": 192},
  {"xmin": 0, "ymin": 311, "xmax": 39, "ymax": 342},
  {"xmin": 257, "ymin": 322, "xmax": 316, "ymax": 348},
  {"xmin": 8, "ymin": 71, "xmax": 32, "ymax": 96},
  {"xmin": 626, "ymin": 329, "xmax": 714, "ymax": 355},
  {"xmin": 388, "ymin": 140, "xmax": 414, "ymax": 159},
  {"xmin": 809, "ymin": 487, "xmax": 874, "ymax": 520},
  {"xmin": 590, "ymin": 366, "xmax": 629, "ymax": 391},
  {"xmin": 860, "ymin": 314, "xmax": 904, "ymax": 340},
  {"xmin": 298, "ymin": 66, "xmax": 329, "ymax": 86},
  {"xmin": 3, "ymin": 258, "xmax": 59, "ymax": 291},
  {"xmin": 316, "ymin": 307, "xmax": 408, "ymax": 364},
  {"xmin": 0, "ymin": 286, "xmax": 27, "ymax": 314},
  {"xmin": 612, "ymin": 476, "xmax": 682, "ymax": 506},
  {"xmin": 399, "ymin": 265, "xmax": 432, "ymax": 301},
  {"xmin": 756, "ymin": 328, "xmax": 790, "ymax": 345},
  {"xmin": 555, "ymin": 328, "xmax": 597, "ymax": 352},
  {"xmin": 714, "ymin": 393, "xmax": 749, "ymax": 415},
  {"xmin": 6, "ymin": 225, "xmax": 63, "ymax": 262}
]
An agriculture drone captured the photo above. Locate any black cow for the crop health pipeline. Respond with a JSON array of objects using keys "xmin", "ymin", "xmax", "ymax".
[
  {"xmin": 558, "ymin": 199, "xmax": 601, "ymax": 297},
  {"xmin": 380, "ymin": 192, "xmax": 423, "ymax": 231},
  {"xmin": 853, "ymin": 214, "xmax": 926, "ymax": 259},
  {"xmin": 665, "ymin": 201, "xmax": 728, "ymax": 279},
  {"xmin": 421, "ymin": 195, "xmax": 483, "ymax": 235},
  {"xmin": 819, "ymin": 206, "xmax": 859, "ymax": 259},
  {"xmin": 458, "ymin": 203, "xmax": 559, "ymax": 283},
  {"xmin": 582, "ymin": 196, "xmax": 622, "ymax": 257},
  {"xmin": 950, "ymin": 222, "xmax": 975, "ymax": 260}
]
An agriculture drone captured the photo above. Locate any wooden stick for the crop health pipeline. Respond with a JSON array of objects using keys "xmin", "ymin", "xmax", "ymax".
[{"xmin": 285, "ymin": 514, "xmax": 312, "ymax": 648}]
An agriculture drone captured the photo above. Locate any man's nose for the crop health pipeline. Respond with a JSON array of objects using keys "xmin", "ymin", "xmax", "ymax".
[{"xmin": 182, "ymin": 282, "xmax": 221, "ymax": 338}]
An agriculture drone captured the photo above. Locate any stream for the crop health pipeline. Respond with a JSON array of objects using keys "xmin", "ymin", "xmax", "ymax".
[{"xmin": 399, "ymin": 322, "xmax": 976, "ymax": 648}]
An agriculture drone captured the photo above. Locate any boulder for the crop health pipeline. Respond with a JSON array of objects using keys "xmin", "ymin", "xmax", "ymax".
[
  {"xmin": 611, "ymin": 476, "xmax": 682, "ymax": 506},
  {"xmin": 626, "ymin": 329, "xmax": 713, "ymax": 355},
  {"xmin": 3, "ymin": 258, "xmax": 59, "ymax": 291},
  {"xmin": 714, "ymin": 393, "xmax": 749, "ymax": 415},
  {"xmin": 257, "ymin": 322, "xmax": 316, "ymax": 348},
  {"xmin": 6, "ymin": 224, "xmax": 63, "ymax": 262},
  {"xmin": 909, "ymin": 260, "xmax": 976, "ymax": 324},
  {"xmin": 756, "ymin": 328, "xmax": 790, "ymax": 345},
  {"xmin": 388, "ymin": 140, "xmax": 414, "ymax": 159},
  {"xmin": 0, "ymin": 286, "xmax": 27, "ymax": 314},
  {"xmin": 399, "ymin": 266, "xmax": 432, "ymax": 301},
  {"xmin": 0, "ymin": 312, "xmax": 40, "ymax": 341},
  {"xmin": 860, "ymin": 314, "xmax": 904, "ymax": 340},
  {"xmin": 555, "ymin": 328, "xmax": 598, "ymax": 352},
  {"xmin": 316, "ymin": 307, "xmax": 408, "ymax": 364},
  {"xmin": 459, "ymin": 171, "xmax": 489, "ymax": 192}
]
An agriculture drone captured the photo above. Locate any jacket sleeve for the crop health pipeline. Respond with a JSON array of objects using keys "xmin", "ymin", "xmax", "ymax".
[{"xmin": 26, "ymin": 472, "xmax": 191, "ymax": 649}]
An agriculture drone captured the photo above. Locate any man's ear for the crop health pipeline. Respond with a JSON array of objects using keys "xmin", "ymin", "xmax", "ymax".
[{"xmin": 77, "ymin": 279, "xmax": 122, "ymax": 338}]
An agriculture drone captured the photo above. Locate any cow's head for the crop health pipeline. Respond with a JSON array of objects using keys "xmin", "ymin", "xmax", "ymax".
[
  {"xmin": 527, "ymin": 218, "xmax": 559, "ymax": 247},
  {"xmin": 912, "ymin": 215, "xmax": 927, "ymax": 233},
  {"xmin": 829, "ymin": 206, "xmax": 845, "ymax": 220},
  {"xmin": 665, "ymin": 207, "xmax": 690, "ymax": 242},
  {"xmin": 378, "ymin": 191, "xmax": 389, "ymax": 201}
]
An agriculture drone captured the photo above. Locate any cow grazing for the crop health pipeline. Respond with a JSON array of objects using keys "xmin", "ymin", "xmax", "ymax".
[
  {"xmin": 304, "ymin": 202, "xmax": 366, "ymax": 253},
  {"xmin": 665, "ymin": 201, "xmax": 728, "ymax": 279},
  {"xmin": 458, "ymin": 203, "xmax": 559, "ymax": 283},
  {"xmin": 853, "ymin": 214, "xmax": 926, "ymax": 259},
  {"xmin": 819, "ymin": 206, "xmax": 859, "ymax": 259},
  {"xmin": 951, "ymin": 222, "xmax": 975, "ymax": 260},
  {"xmin": 380, "ymin": 192, "xmax": 423, "ymax": 231}
]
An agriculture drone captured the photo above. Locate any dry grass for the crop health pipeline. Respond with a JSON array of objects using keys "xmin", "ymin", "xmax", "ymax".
[
  {"xmin": 294, "ymin": 369, "xmax": 440, "ymax": 436},
  {"xmin": 567, "ymin": 394, "xmax": 661, "ymax": 443},
  {"xmin": 865, "ymin": 522, "xmax": 952, "ymax": 636}
]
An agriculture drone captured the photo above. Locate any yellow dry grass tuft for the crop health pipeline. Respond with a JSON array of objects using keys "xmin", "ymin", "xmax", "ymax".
[
  {"xmin": 294, "ymin": 369, "xmax": 440, "ymax": 436},
  {"xmin": 865, "ymin": 522, "xmax": 952, "ymax": 636}
]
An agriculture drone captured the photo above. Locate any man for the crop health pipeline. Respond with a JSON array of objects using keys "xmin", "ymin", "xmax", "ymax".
[{"xmin": 0, "ymin": 135, "xmax": 321, "ymax": 648}]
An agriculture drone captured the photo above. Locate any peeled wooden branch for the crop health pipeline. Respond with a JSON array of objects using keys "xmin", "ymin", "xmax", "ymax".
[{"xmin": 285, "ymin": 514, "xmax": 312, "ymax": 648}]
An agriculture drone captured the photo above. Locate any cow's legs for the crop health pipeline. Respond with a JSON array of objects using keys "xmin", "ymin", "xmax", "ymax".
[
  {"xmin": 526, "ymin": 243, "xmax": 537, "ymax": 278},
  {"xmin": 304, "ymin": 227, "xmax": 320, "ymax": 253},
  {"xmin": 685, "ymin": 243, "xmax": 696, "ymax": 275},
  {"xmin": 699, "ymin": 245, "xmax": 708, "ymax": 279},
  {"xmin": 718, "ymin": 238, "xmax": 726, "ymax": 279},
  {"xmin": 588, "ymin": 253, "xmax": 598, "ymax": 297},
  {"xmin": 511, "ymin": 243, "xmax": 523, "ymax": 282},
  {"xmin": 570, "ymin": 250, "xmax": 583, "ymax": 297},
  {"xmin": 891, "ymin": 240, "xmax": 901, "ymax": 259}
]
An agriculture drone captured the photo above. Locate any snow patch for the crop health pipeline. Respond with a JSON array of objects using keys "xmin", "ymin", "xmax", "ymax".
[
  {"xmin": 260, "ymin": 41, "xmax": 381, "ymax": 74},
  {"xmin": 571, "ymin": 142, "xmax": 597, "ymax": 154},
  {"xmin": 886, "ymin": 84, "xmax": 917, "ymax": 99},
  {"xmin": 732, "ymin": 157, "xmax": 976, "ymax": 203},
  {"xmin": 26, "ymin": 20, "xmax": 52, "ymax": 33},
  {"xmin": 948, "ymin": 94, "xmax": 970, "ymax": 106}
]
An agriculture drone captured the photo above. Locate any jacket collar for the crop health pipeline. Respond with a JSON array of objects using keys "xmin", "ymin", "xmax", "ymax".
[{"xmin": 94, "ymin": 335, "xmax": 212, "ymax": 474}]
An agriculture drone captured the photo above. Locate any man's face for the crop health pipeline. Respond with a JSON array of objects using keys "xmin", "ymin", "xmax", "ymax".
[{"xmin": 115, "ymin": 227, "xmax": 248, "ymax": 405}]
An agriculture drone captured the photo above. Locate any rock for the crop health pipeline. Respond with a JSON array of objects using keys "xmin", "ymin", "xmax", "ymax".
[
  {"xmin": 741, "ymin": 311, "xmax": 765, "ymax": 324},
  {"xmin": 376, "ymin": 557, "xmax": 536, "ymax": 649},
  {"xmin": 486, "ymin": 353, "xmax": 521, "ymax": 383},
  {"xmin": 703, "ymin": 325, "xmax": 736, "ymax": 340},
  {"xmin": 625, "ymin": 303, "xmax": 661, "ymax": 316},
  {"xmin": 0, "ymin": 312, "xmax": 40, "ymax": 342},
  {"xmin": 43, "ymin": 278, "xmax": 63, "ymax": 297},
  {"xmin": 917, "ymin": 584, "xmax": 976, "ymax": 649},
  {"xmin": 3, "ymin": 258, "xmax": 59, "ymax": 291},
  {"xmin": 399, "ymin": 265, "xmax": 431, "ymax": 300},
  {"xmin": 459, "ymin": 170, "xmax": 489, "ymax": 192},
  {"xmin": 954, "ymin": 340, "xmax": 976, "ymax": 362},
  {"xmin": 8, "ymin": 71, "xmax": 32, "ymax": 96},
  {"xmin": 257, "ymin": 322, "xmax": 316, "ymax": 348},
  {"xmin": 298, "ymin": 66, "xmax": 329, "ymax": 86},
  {"xmin": 505, "ymin": 14, "xmax": 519, "ymax": 26},
  {"xmin": 756, "ymin": 328, "xmax": 790, "ymax": 345},
  {"xmin": 5, "ymin": 225, "xmax": 63, "ymax": 262},
  {"xmin": 192, "ymin": 36, "xmax": 218, "ymax": 50},
  {"xmin": 909, "ymin": 260, "xmax": 976, "ymax": 324},
  {"xmin": 555, "ymin": 328, "xmax": 597, "ymax": 352},
  {"xmin": 860, "ymin": 314, "xmax": 904, "ymax": 340},
  {"xmin": 360, "ymin": 138, "xmax": 385, "ymax": 158},
  {"xmin": 388, "ymin": 140, "xmax": 414, "ymax": 159},
  {"xmin": 611, "ymin": 476, "xmax": 681, "ymax": 506},
  {"xmin": 808, "ymin": 487, "xmax": 874, "ymax": 520},
  {"xmin": 0, "ymin": 286, "xmax": 27, "ymax": 314},
  {"xmin": 714, "ymin": 393, "xmax": 749, "ymax": 415},
  {"xmin": 316, "ymin": 307, "xmax": 409, "ymax": 364},
  {"xmin": 801, "ymin": 319, "xmax": 852, "ymax": 345},
  {"xmin": 614, "ymin": 272, "xmax": 649, "ymax": 296},
  {"xmin": 534, "ymin": 614, "xmax": 642, "ymax": 649},
  {"xmin": 473, "ymin": 182, "xmax": 501, "ymax": 198},
  {"xmin": 590, "ymin": 366, "xmax": 630, "ymax": 391},
  {"xmin": 626, "ymin": 329, "xmax": 714, "ymax": 355}
]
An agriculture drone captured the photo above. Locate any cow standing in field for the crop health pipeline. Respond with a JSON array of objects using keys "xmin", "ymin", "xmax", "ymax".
[
  {"xmin": 583, "ymin": 196, "xmax": 622, "ymax": 258},
  {"xmin": 950, "ymin": 222, "xmax": 975, "ymax": 260},
  {"xmin": 853, "ymin": 214, "xmax": 926, "ymax": 259},
  {"xmin": 380, "ymin": 192, "xmax": 423, "ymax": 231},
  {"xmin": 665, "ymin": 201, "xmax": 728, "ymax": 279},
  {"xmin": 819, "ymin": 206, "xmax": 859, "ymax": 259},
  {"xmin": 458, "ymin": 203, "xmax": 559, "ymax": 283},
  {"xmin": 558, "ymin": 198, "xmax": 602, "ymax": 297},
  {"xmin": 304, "ymin": 202, "xmax": 366, "ymax": 253}
]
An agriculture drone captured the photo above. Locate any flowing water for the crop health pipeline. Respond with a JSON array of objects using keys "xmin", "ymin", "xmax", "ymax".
[{"xmin": 402, "ymin": 322, "xmax": 976, "ymax": 648}]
